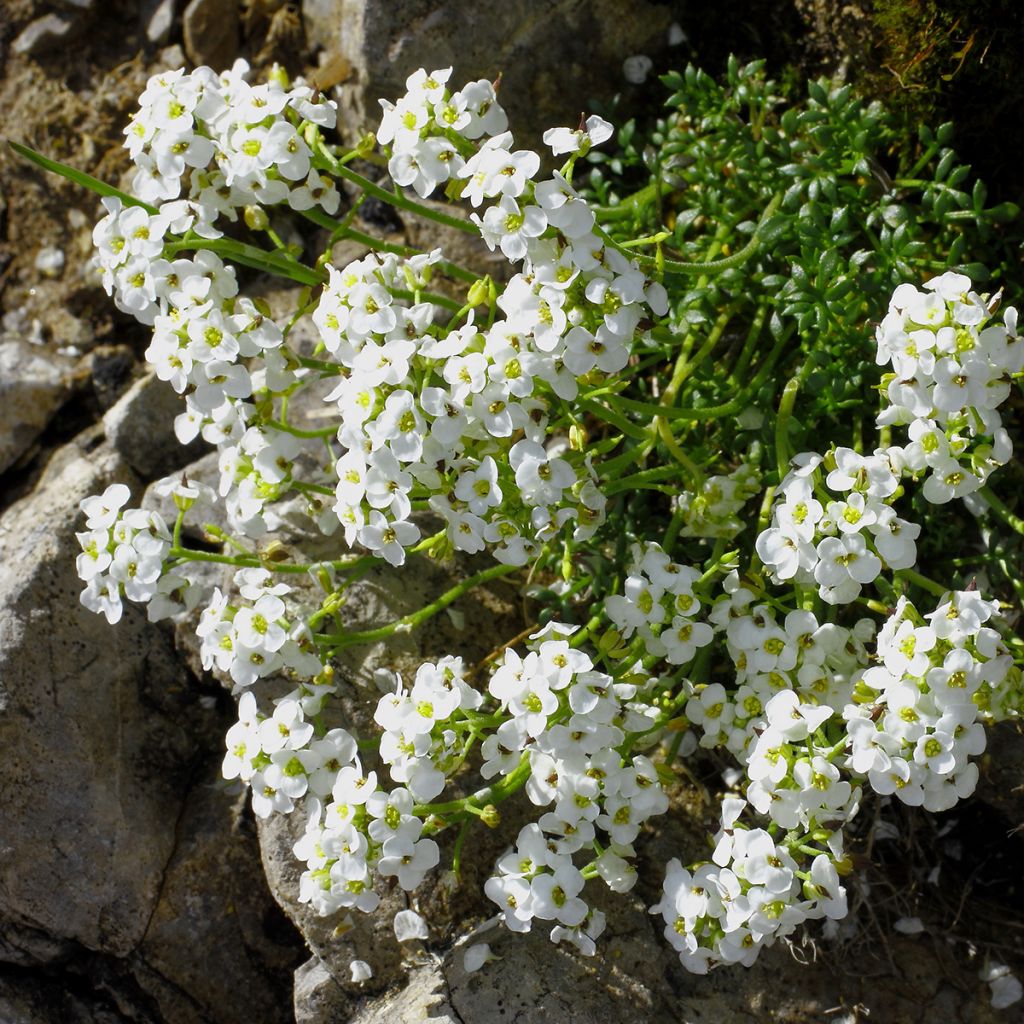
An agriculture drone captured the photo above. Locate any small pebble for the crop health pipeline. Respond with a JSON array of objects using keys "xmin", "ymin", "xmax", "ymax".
[
  {"xmin": 623, "ymin": 55, "xmax": 654, "ymax": 85},
  {"xmin": 35, "ymin": 247, "xmax": 65, "ymax": 278}
]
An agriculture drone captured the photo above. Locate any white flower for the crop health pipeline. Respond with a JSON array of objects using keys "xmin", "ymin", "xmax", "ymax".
[
  {"xmin": 393, "ymin": 908, "xmax": 429, "ymax": 942},
  {"xmin": 349, "ymin": 960, "xmax": 373, "ymax": 983},
  {"xmin": 542, "ymin": 115, "xmax": 614, "ymax": 157}
]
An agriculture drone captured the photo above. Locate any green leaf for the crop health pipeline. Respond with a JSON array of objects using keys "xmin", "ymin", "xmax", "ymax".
[{"xmin": 8, "ymin": 139, "xmax": 157, "ymax": 214}]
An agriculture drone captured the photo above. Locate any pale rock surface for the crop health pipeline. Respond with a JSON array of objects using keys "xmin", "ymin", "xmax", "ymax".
[
  {"xmin": 0, "ymin": 340, "xmax": 71, "ymax": 474},
  {"xmin": 301, "ymin": 0, "xmax": 673, "ymax": 145}
]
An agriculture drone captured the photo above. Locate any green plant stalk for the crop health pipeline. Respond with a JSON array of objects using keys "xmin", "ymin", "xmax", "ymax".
[
  {"xmin": 978, "ymin": 486, "xmax": 1024, "ymax": 537},
  {"xmin": 416, "ymin": 752, "xmax": 533, "ymax": 821},
  {"xmin": 164, "ymin": 238, "xmax": 324, "ymax": 286},
  {"xmin": 597, "ymin": 323, "xmax": 793, "ymax": 423},
  {"xmin": 8, "ymin": 140, "xmax": 158, "ymax": 213},
  {"xmin": 594, "ymin": 191, "xmax": 781, "ymax": 277},
  {"xmin": 315, "ymin": 561, "xmax": 519, "ymax": 648}
]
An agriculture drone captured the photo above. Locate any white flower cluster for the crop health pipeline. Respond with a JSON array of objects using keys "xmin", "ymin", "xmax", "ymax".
[
  {"xmin": 311, "ymin": 69, "xmax": 668, "ymax": 567},
  {"xmin": 287, "ymin": 653, "xmax": 481, "ymax": 915},
  {"xmin": 223, "ymin": 691, "xmax": 352, "ymax": 817},
  {"xmin": 198, "ymin": 568, "xmax": 328, "ymax": 692},
  {"xmin": 755, "ymin": 448, "xmax": 917, "ymax": 605},
  {"xmin": 604, "ymin": 542, "xmax": 715, "ymax": 665},
  {"xmin": 845, "ymin": 589, "xmax": 1018, "ymax": 812},
  {"xmin": 378, "ymin": 67, "xmax": 507, "ymax": 197},
  {"xmin": 482, "ymin": 626, "xmax": 667, "ymax": 955},
  {"xmin": 315, "ymin": 248, "xmax": 602, "ymax": 567},
  {"xmin": 652, "ymin": 805, "xmax": 847, "ymax": 974},
  {"xmin": 373, "ymin": 655, "xmax": 483, "ymax": 801},
  {"xmin": 124, "ymin": 61, "xmax": 340, "ymax": 215},
  {"xmin": 75, "ymin": 483, "xmax": 173, "ymax": 624},
  {"xmin": 68, "ymin": 58, "xmax": 1024, "ymax": 983},
  {"xmin": 877, "ymin": 272, "xmax": 1021, "ymax": 503},
  {"xmin": 628, "ymin": 568, "xmax": 1017, "ymax": 970}
]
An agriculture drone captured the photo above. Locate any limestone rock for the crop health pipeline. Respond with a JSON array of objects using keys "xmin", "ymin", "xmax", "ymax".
[
  {"xmin": 142, "ymin": 0, "xmax": 177, "ymax": 46},
  {"xmin": 0, "ymin": 432, "xmax": 204, "ymax": 959},
  {"xmin": 348, "ymin": 965, "xmax": 459, "ymax": 1024},
  {"xmin": 103, "ymin": 371, "xmax": 208, "ymax": 481},
  {"xmin": 0, "ymin": 340, "xmax": 71, "ymax": 474},
  {"xmin": 302, "ymin": 0, "xmax": 673, "ymax": 145},
  {"xmin": 11, "ymin": 14, "xmax": 79, "ymax": 57},
  {"xmin": 0, "ymin": 967, "xmax": 129, "ymax": 1024},
  {"xmin": 135, "ymin": 754, "xmax": 304, "ymax": 1024},
  {"xmin": 293, "ymin": 955, "xmax": 351, "ymax": 1024},
  {"xmin": 183, "ymin": 0, "xmax": 240, "ymax": 71}
]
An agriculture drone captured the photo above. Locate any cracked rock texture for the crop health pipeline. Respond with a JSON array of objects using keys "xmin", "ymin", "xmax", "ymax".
[
  {"xmin": 301, "ymin": 0, "xmax": 674, "ymax": 144},
  {"xmin": 0, "ymin": 426, "xmax": 304, "ymax": 1018},
  {"xmin": 0, "ymin": 340, "xmax": 72, "ymax": 475}
]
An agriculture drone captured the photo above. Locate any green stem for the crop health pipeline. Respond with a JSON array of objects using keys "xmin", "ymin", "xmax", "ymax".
[
  {"xmin": 978, "ymin": 486, "xmax": 1024, "ymax": 537},
  {"xmin": 300, "ymin": 208, "xmax": 481, "ymax": 285},
  {"xmin": 415, "ymin": 752, "xmax": 532, "ymax": 819},
  {"xmin": 316, "ymin": 561, "xmax": 519, "ymax": 648},
  {"xmin": 267, "ymin": 419, "xmax": 337, "ymax": 439},
  {"xmin": 595, "ymin": 323, "xmax": 792, "ymax": 422},
  {"xmin": 593, "ymin": 181, "xmax": 661, "ymax": 222},
  {"xmin": 594, "ymin": 192, "xmax": 781, "ymax": 277},
  {"xmin": 164, "ymin": 238, "xmax": 323, "ymax": 287}
]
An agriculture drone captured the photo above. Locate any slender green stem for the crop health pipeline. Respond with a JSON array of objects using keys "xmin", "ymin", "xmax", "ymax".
[
  {"xmin": 268, "ymin": 419, "xmax": 337, "ymax": 439},
  {"xmin": 603, "ymin": 464, "xmax": 686, "ymax": 495},
  {"xmin": 596, "ymin": 324, "xmax": 792, "ymax": 422},
  {"xmin": 895, "ymin": 567, "xmax": 948, "ymax": 598},
  {"xmin": 656, "ymin": 417, "xmax": 704, "ymax": 488},
  {"xmin": 300, "ymin": 208, "xmax": 482, "ymax": 285},
  {"xmin": 316, "ymin": 561, "xmax": 519, "ymax": 647},
  {"xmin": 415, "ymin": 752, "xmax": 532, "ymax": 819},
  {"xmin": 661, "ymin": 307, "xmax": 735, "ymax": 407},
  {"xmin": 775, "ymin": 364, "xmax": 809, "ymax": 482},
  {"xmin": 593, "ymin": 181, "xmax": 661, "ymax": 222},
  {"xmin": 978, "ymin": 486, "xmax": 1024, "ymax": 537},
  {"xmin": 165, "ymin": 238, "xmax": 323, "ymax": 287},
  {"xmin": 595, "ymin": 192, "xmax": 781, "ymax": 277}
]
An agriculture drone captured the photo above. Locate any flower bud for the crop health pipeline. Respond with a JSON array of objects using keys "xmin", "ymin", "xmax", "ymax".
[
  {"xmin": 261, "ymin": 540, "xmax": 291, "ymax": 562},
  {"xmin": 480, "ymin": 804, "xmax": 501, "ymax": 828},
  {"xmin": 244, "ymin": 205, "xmax": 270, "ymax": 231},
  {"xmin": 268, "ymin": 63, "xmax": 290, "ymax": 89},
  {"xmin": 466, "ymin": 276, "xmax": 491, "ymax": 308},
  {"xmin": 355, "ymin": 132, "xmax": 377, "ymax": 158}
]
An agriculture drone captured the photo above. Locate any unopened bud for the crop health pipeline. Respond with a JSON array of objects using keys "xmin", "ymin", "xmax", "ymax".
[
  {"xmin": 466, "ymin": 276, "xmax": 491, "ymax": 307},
  {"xmin": 480, "ymin": 804, "xmax": 501, "ymax": 828},
  {"xmin": 244, "ymin": 205, "xmax": 270, "ymax": 231},
  {"xmin": 268, "ymin": 63, "xmax": 290, "ymax": 89},
  {"xmin": 261, "ymin": 540, "xmax": 291, "ymax": 562}
]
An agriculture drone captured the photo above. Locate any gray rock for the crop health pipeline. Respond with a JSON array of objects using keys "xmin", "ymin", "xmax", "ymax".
[
  {"xmin": 293, "ymin": 956, "xmax": 350, "ymax": 1024},
  {"xmin": 0, "ymin": 432, "xmax": 203, "ymax": 958},
  {"xmin": 103, "ymin": 371, "xmax": 208, "ymax": 481},
  {"xmin": 11, "ymin": 14, "xmax": 79, "ymax": 56},
  {"xmin": 0, "ymin": 340, "xmax": 71, "ymax": 475},
  {"xmin": 183, "ymin": 0, "xmax": 240, "ymax": 71},
  {"xmin": 302, "ymin": 0, "xmax": 673, "ymax": 145},
  {"xmin": 142, "ymin": 0, "xmax": 177, "ymax": 46},
  {"xmin": 0, "ymin": 966, "xmax": 130, "ymax": 1024},
  {"xmin": 135, "ymin": 755, "xmax": 303, "ymax": 1024},
  {"xmin": 348, "ymin": 965, "xmax": 459, "ymax": 1024}
]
